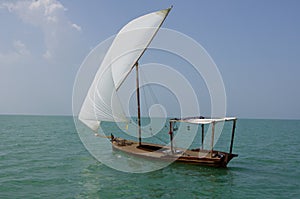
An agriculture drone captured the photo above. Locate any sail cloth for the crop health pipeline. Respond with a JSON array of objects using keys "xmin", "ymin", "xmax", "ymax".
[{"xmin": 79, "ymin": 8, "xmax": 172, "ymax": 131}]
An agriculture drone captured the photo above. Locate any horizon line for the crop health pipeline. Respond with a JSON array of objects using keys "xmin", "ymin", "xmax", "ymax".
[{"xmin": 0, "ymin": 113, "xmax": 299, "ymax": 121}]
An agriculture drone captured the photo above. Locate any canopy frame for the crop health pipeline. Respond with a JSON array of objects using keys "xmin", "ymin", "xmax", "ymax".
[{"xmin": 168, "ymin": 117, "xmax": 237, "ymax": 156}]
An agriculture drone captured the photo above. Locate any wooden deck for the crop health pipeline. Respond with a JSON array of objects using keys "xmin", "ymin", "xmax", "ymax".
[{"xmin": 111, "ymin": 138, "xmax": 238, "ymax": 167}]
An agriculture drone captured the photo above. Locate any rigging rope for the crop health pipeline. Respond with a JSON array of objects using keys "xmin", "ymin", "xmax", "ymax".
[{"xmin": 136, "ymin": 69, "xmax": 168, "ymax": 144}]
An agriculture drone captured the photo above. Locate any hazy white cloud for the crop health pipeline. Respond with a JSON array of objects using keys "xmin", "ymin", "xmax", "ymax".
[
  {"xmin": 1, "ymin": 0, "xmax": 82, "ymax": 61},
  {"xmin": 13, "ymin": 40, "xmax": 30, "ymax": 56},
  {"xmin": 0, "ymin": 40, "xmax": 31, "ymax": 65},
  {"xmin": 72, "ymin": 23, "xmax": 82, "ymax": 31},
  {"xmin": 43, "ymin": 50, "xmax": 52, "ymax": 59},
  {"xmin": 2, "ymin": 0, "xmax": 75, "ymax": 26}
]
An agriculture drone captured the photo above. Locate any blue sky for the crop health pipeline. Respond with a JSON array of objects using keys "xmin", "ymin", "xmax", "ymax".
[{"xmin": 1, "ymin": 0, "xmax": 300, "ymax": 119}]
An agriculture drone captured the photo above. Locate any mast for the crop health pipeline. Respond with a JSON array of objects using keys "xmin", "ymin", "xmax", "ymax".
[
  {"xmin": 136, "ymin": 62, "xmax": 142, "ymax": 146},
  {"xmin": 201, "ymin": 124, "xmax": 204, "ymax": 150},
  {"xmin": 169, "ymin": 121, "xmax": 174, "ymax": 154}
]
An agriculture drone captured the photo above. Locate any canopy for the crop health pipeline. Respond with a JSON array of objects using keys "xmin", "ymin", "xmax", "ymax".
[{"xmin": 170, "ymin": 117, "xmax": 237, "ymax": 124}]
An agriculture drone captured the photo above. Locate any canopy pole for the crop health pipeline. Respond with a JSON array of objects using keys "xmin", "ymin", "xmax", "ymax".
[
  {"xmin": 210, "ymin": 122, "xmax": 215, "ymax": 158},
  {"xmin": 169, "ymin": 121, "xmax": 174, "ymax": 154},
  {"xmin": 136, "ymin": 62, "xmax": 142, "ymax": 146},
  {"xmin": 201, "ymin": 124, "xmax": 204, "ymax": 150},
  {"xmin": 229, "ymin": 119, "xmax": 236, "ymax": 154}
]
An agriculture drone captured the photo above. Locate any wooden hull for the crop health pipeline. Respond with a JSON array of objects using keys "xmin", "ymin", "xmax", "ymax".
[{"xmin": 111, "ymin": 138, "xmax": 238, "ymax": 168}]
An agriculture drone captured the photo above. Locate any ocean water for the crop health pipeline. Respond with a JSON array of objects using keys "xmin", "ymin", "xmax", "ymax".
[{"xmin": 0, "ymin": 115, "xmax": 299, "ymax": 198}]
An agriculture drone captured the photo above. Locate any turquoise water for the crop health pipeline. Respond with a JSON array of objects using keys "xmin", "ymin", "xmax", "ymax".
[{"xmin": 0, "ymin": 115, "xmax": 299, "ymax": 198}]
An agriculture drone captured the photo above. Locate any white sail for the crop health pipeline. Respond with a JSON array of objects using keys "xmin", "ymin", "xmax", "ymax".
[
  {"xmin": 79, "ymin": 8, "xmax": 171, "ymax": 131},
  {"xmin": 111, "ymin": 8, "xmax": 171, "ymax": 89}
]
